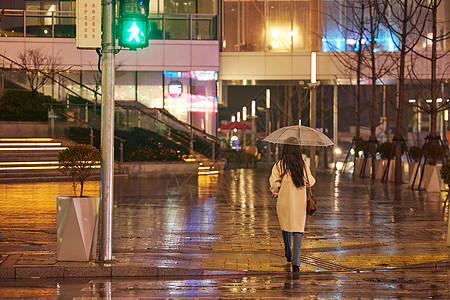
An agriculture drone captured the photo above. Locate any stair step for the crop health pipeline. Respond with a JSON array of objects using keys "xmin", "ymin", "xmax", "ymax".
[
  {"xmin": 0, "ymin": 138, "xmax": 53, "ymax": 142},
  {"xmin": 0, "ymin": 168, "xmax": 101, "ymax": 178}
]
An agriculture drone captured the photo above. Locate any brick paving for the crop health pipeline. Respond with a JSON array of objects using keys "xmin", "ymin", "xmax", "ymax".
[{"xmin": 0, "ymin": 164, "xmax": 449, "ymax": 278}]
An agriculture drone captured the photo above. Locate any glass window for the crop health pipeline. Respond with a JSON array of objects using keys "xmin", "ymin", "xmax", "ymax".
[
  {"xmin": 164, "ymin": 71, "xmax": 191, "ymax": 123},
  {"xmin": 150, "ymin": 0, "xmax": 164, "ymax": 13},
  {"xmin": 164, "ymin": 0, "xmax": 191, "ymax": 14},
  {"xmin": 190, "ymin": 71, "xmax": 217, "ymax": 135},
  {"xmin": 240, "ymin": 0, "xmax": 265, "ymax": 51},
  {"xmin": 322, "ymin": 0, "xmax": 345, "ymax": 52},
  {"xmin": 115, "ymin": 71, "xmax": 136, "ymax": 101},
  {"xmin": 293, "ymin": 0, "xmax": 310, "ymax": 51},
  {"xmin": 149, "ymin": 15, "xmax": 164, "ymax": 39},
  {"xmin": 267, "ymin": 1, "xmax": 292, "ymax": 52},
  {"xmin": 164, "ymin": 0, "xmax": 216, "ymax": 14},
  {"xmin": 223, "ymin": 0, "xmax": 238, "ymax": 51},
  {"xmin": 165, "ymin": 14, "xmax": 190, "ymax": 39},
  {"xmin": 0, "ymin": 11, "xmax": 25, "ymax": 37},
  {"xmin": 192, "ymin": 15, "xmax": 217, "ymax": 40},
  {"xmin": 137, "ymin": 72, "xmax": 164, "ymax": 108},
  {"xmin": 79, "ymin": 71, "xmax": 102, "ymax": 103},
  {"xmin": 197, "ymin": 0, "xmax": 217, "ymax": 14},
  {"xmin": 54, "ymin": 12, "xmax": 75, "ymax": 38}
]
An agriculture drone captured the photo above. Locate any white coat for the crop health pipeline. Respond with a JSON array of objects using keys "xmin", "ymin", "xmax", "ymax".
[{"xmin": 269, "ymin": 160, "xmax": 316, "ymax": 232}]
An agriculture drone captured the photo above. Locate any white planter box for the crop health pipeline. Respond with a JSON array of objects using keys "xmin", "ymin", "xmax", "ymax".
[
  {"xmin": 361, "ymin": 158, "xmax": 371, "ymax": 177},
  {"xmin": 354, "ymin": 157, "xmax": 363, "ymax": 175},
  {"xmin": 374, "ymin": 160, "xmax": 386, "ymax": 179},
  {"xmin": 387, "ymin": 160, "xmax": 404, "ymax": 183},
  {"xmin": 408, "ymin": 162, "xmax": 421, "ymax": 187},
  {"xmin": 422, "ymin": 164, "xmax": 443, "ymax": 192},
  {"xmin": 57, "ymin": 196, "xmax": 100, "ymax": 261}
]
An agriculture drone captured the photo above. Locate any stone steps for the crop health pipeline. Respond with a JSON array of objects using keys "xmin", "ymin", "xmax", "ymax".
[{"xmin": 0, "ymin": 138, "xmax": 100, "ymax": 182}]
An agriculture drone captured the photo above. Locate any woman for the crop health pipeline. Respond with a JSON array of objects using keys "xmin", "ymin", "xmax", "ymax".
[{"xmin": 269, "ymin": 140, "xmax": 315, "ymax": 272}]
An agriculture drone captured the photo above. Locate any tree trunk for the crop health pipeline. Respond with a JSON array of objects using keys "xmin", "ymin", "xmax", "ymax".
[
  {"xmin": 429, "ymin": 3, "xmax": 438, "ymax": 139},
  {"xmin": 355, "ymin": 5, "xmax": 364, "ymax": 140},
  {"xmin": 395, "ymin": 1, "xmax": 409, "ymax": 184},
  {"xmin": 370, "ymin": 3, "xmax": 378, "ymax": 180}
]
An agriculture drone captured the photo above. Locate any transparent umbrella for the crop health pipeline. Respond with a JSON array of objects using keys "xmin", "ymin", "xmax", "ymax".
[{"xmin": 263, "ymin": 125, "xmax": 334, "ymax": 146}]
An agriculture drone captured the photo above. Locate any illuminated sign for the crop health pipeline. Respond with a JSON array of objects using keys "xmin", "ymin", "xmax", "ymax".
[{"xmin": 168, "ymin": 81, "xmax": 182, "ymax": 98}]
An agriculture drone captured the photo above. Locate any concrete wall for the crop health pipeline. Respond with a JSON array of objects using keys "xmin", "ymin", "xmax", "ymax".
[
  {"xmin": 219, "ymin": 51, "xmax": 450, "ymax": 82},
  {"xmin": 121, "ymin": 161, "xmax": 199, "ymax": 178},
  {"xmin": 0, "ymin": 121, "xmax": 49, "ymax": 137},
  {"xmin": 0, "ymin": 38, "xmax": 220, "ymax": 72}
]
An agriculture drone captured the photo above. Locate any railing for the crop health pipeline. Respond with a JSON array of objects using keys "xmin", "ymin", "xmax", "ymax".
[
  {"xmin": 0, "ymin": 10, "xmax": 217, "ymax": 40},
  {"xmin": 45, "ymin": 103, "xmax": 125, "ymax": 171},
  {"xmin": 0, "ymin": 50, "xmax": 221, "ymax": 160},
  {"xmin": 115, "ymin": 102, "xmax": 221, "ymax": 160}
]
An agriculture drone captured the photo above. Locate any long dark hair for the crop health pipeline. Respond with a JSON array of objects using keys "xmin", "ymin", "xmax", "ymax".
[{"xmin": 278, "ymin": 143, "xmax": 306, "ymax": 188}]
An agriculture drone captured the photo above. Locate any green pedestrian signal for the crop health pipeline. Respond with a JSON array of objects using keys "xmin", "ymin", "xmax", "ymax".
[
  {"xmin": 120, "ymin": 19, "xmax": 149, "ymax": 49},
  {"xmin": 118, "ymin": 0, "xmax": 150, "ymax": 49}
]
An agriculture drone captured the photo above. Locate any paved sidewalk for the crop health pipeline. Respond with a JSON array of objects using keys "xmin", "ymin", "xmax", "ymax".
[{"xmin": 0, "ymin": 165, "xmax": 449, "ymax": 279}]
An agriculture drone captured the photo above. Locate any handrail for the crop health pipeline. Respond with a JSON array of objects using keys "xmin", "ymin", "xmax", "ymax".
[
  {"xmin": 155, "ymin": 108, "xmax": 220, "ymax": 143},
  {"xmin": 46, "ymin": 104, "xmax": 125, "ymax": 143},
  {"xmin": 115, "ymin": 101, "xmax": 220, "ymax": 146},
  {"xmin": 47, "ymin": 104, "xmax": 125, "ymax": 171},
  {"xmin": 0, "ymin": 53, "xmax": 100, "ymax": 98},
  {"xmin": 114, "ymin": 102, "xmax": 191, "ymax": 144}
]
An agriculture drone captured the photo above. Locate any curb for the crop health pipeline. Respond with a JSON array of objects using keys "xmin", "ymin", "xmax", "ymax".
[
  {"xmin": 4, "ymin": 260, "xmax": 449, "ymax": 279},
  {"xmin": 0, "ymin": 265, "xmax": 248, "ymax": 279}
]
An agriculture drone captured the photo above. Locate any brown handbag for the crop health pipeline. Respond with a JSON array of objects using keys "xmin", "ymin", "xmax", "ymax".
[
  {"xmin": 306, "ymin": 186, "xmax": 317, "ymax": 215},
  {"xmin": 305, "ymin": 168, "xmax": 317, "ymax": 216}
]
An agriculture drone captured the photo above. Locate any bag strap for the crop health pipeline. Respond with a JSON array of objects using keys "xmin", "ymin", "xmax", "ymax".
[{"xmin": 304, "ymin": 166, "xmax": 313, "ymax": 197}]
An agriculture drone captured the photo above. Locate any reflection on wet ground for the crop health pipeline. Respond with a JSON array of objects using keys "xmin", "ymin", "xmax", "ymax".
[
  {"xmin": 0, "ymin": 269, "xmax": 448, "ymax": 299},
  {"xmin": 0, "ymin": 165, "xmax": 450, "ymax": 297}
]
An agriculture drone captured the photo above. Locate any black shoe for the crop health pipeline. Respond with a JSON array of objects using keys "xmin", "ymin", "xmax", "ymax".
[
  {"xmin": 292, "ymin": 265, "xmax": 300, "ymax": 272},
  {"xmin": 286, "ymin": 257, "xmax": 292, "ymax": 263}
]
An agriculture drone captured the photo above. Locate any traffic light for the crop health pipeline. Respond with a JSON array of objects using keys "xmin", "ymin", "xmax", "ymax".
[{"xmin": 118, "ymin": 0, "xmax": 150, "ymax": 49}]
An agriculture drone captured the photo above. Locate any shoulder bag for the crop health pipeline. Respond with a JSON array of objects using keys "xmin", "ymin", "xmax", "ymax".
[{"xmin": 305, "ymin": 168, "xmax": 317, "ymax": 216}]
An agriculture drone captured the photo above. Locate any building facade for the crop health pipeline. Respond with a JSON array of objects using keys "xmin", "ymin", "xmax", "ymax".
[{"xmin": 0, "ymin": 0, "xmax": 449, "ymax": 140}]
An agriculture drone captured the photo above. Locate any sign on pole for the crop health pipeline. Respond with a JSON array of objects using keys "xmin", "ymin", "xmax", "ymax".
[{"xmin": 76, "ymin": 0, "xmax": 102, "ymax": 49}]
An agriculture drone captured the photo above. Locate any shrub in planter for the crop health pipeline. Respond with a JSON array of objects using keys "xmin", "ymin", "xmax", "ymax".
[
  {"xmin": 377, "ymin": 142, "xmax": 394, "ymax": 160},
  {"xmin": 408, "ymin": 146, "xmax": 422, "ymax": 162},
  {"xmin": 58, "ymin": 144, "xmax": 101, "ymax": 196},
  {"xmin": 128, "ymin": 144, "xmax": 186, "ymax": 161},
  {"xmin": 0, "ymin": 90, "xmax": 56, "ymax": 121},
  {"xmin": 440, "ymin": 160, "xmax": 450, "ymax": 187},
  {"xmin": 354, "ymin": 139, "xmax": 369, "ymax": 158},
  {"xmin": 422, "ymin": 144, "xmax": 446, "ymax": 165}
]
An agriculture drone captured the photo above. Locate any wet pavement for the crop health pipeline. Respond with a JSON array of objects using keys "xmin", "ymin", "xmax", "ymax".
[
  {"xmin": 0, "ymin": 269, "xmax": 449, "ymax": 299},
  {"xmin": 0, "ymin": 163, "xmax": 450, "ymax": 298}
]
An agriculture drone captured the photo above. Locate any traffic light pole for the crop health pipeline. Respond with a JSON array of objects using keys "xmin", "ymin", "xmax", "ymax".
[{"xmin": 99, "ymin": 0, "xmax": 115, "ymax": 262}]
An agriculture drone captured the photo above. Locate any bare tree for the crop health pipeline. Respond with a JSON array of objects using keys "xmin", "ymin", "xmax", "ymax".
[
  {"xmin": 324, "ymin": 0, "xmax": 392, "ymax": 178},
  {"xmin": 18, "ymin": 48, "xmax": 70, "ymax": 96},
  {"xmin": 409, "ymin": 0, "xmax": 450, "ymax": 141},
  {"xmin": 376, "ymin": 0, "xmax": 428, "ymax": 183}
]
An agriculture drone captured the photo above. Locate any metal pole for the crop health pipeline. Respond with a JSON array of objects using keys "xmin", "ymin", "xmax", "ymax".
[
  {"xmin": 252, "ymin": 120, "xmax": 256, "ymax": 156},
  {"xmin": 310, "ymin": 86, "xmax": 317, "ymax": 177},
  {"xmin": 266, "ymin": 89, "xmax": 271, "ymax": 163},
  {"xmin": 99, "ymin": 0, "xmax": 115, "ymax": 262},
  {"xmin": 333, "ymin": 82, "xmax": 338, "ymax": 169},
  {"xmin": 50, "ymin": 107, "xmax": 55, "ymax": 139}
]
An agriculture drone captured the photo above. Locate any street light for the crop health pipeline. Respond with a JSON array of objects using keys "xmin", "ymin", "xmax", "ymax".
[
  {"xmin": 251, "ymin": 100, "xmax": 256, "ymax": 158},
  {"xmin": 243, "ymin": 107, "xmax": 247, "ymax": 121}
]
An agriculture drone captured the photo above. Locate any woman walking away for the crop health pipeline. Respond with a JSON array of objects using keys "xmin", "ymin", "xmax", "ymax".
[{"xmin": 269, "ymin": 138, "xmax": 315, "ymax": 272}]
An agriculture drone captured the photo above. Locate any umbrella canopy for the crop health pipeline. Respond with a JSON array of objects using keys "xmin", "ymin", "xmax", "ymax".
[
  {"xmin": 263, "ymin": 125, "xmax": 334, "ymax": 146},
  {"xmin": 219, "ymin": 121, "xmax": 251, "ymax": 130}
]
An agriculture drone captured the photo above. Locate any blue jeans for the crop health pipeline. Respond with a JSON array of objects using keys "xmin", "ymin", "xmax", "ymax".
[{"xmin": 282, "ymin": 231, "xmax": 303, "ymax": 267}]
